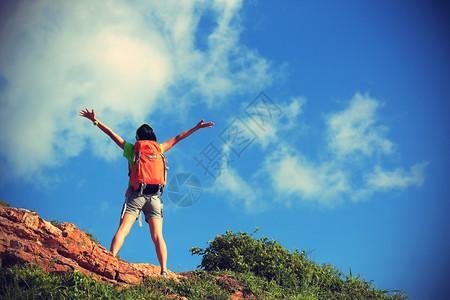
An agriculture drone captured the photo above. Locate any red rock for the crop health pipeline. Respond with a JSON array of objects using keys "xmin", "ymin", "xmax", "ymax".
[
  {"xmin": 230, "ymin": 290, "xmax": 244, "ymax": 299},
  {"xmin": 0, "ymin": 206, "xmax": 180, "ymax": 285}
]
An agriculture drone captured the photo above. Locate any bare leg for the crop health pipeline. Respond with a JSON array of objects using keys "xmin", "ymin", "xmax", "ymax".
[
  {"xmin": 110, "ymin": 213, "xmax": 136, "ymax": 256},
  {"xmin": 148, "ymin": 218, "xmax": 167, "ymax": 272}
]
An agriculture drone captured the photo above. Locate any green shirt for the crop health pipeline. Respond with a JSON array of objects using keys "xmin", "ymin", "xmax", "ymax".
[{"xmin": 123, "ymin": 141, "xmax": 165, "ymax": 185}]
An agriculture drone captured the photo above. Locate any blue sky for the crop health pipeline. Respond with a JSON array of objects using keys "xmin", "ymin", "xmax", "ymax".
[{"xmin": 0, "ymin": 0, "xmax": 448, "ymax": 298}]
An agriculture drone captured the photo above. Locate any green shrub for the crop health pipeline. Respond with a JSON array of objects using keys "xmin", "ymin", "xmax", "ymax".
[
  {"xmin": 50, "ymin": 219, "xmax": 60, "ymax": 226},
  {"xmin": 191, "ymin": 229, "xmax": 408, "ymax": 299}
]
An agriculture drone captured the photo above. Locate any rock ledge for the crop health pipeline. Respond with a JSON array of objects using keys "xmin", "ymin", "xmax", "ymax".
[{"xmin": 0, "ymin": 206, "xmax": 178, "ymax": 284}]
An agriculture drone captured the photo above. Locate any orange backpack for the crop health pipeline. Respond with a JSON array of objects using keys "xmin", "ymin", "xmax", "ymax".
[{"xmin": 129, "ymin": 140, "xmax": 167, "ymax": 191}]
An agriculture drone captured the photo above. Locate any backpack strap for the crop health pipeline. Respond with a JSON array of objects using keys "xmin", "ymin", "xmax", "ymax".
[
  {"xmin": 121, "ymin": 201, "xmax": 127, "ymax": 220},
  {"xmin": 132, "ymin": 151, "xmax": 142, "ymax": 180},
  {"xmin": 160, "ymin": 153, "xmax": 168, "ymax": 182},
  {"xmin": 121, "ymin": 189, "xmax": 128, "ymax": 220},
  {"xmin": 158, "ymin": 184, "xmax": 164, "ymax": 204},
  {"xmin": 137, "ymin": 183, "xmax": 145, "ymax": 227}
]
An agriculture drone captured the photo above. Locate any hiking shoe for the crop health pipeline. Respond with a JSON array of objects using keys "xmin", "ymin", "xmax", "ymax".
[{"xmin": 161, "ymin": 270, "xmax": 169, "ymax": 278}]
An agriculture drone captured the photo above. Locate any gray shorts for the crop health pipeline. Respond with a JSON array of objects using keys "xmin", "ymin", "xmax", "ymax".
[{"xmin": 122, "ymin": 188, "xmax": 163, "ymax": 221}]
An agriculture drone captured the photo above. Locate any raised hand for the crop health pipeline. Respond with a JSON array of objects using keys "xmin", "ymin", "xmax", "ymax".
[
  {"xmin": 195, "ymin": 119, "xmax": 214, "ymax": 129},
  {"xmin": 79, "ymin": 108, "xmax": 96, "ymax": 122}
]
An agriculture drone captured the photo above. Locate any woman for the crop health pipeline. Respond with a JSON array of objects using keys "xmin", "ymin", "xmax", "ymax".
[{"xmin": 79, "ymin": 108, "xmax": 213, "ymax": 278}]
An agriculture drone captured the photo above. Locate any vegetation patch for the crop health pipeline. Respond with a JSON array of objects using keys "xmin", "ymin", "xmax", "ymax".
[
  {"xmin": 0, "ymin": 224, "xmax": 409, "ymax": 299},
  {"xmin": 190, "ymin": 229, "xmax": 408, "ymax": 299},
  {"xmin": 0, "ymin": 200, "xmax": 10, "ymax": 207}
]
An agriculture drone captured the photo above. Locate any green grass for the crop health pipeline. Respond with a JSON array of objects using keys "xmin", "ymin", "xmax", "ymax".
[
  {"xmin": 0, "ymin": 263, "xmax": 168, "ymax": 299},
  {"xmin": 0, "ymin": 262, "xmax": 408, "ymax": 300},
  {"xmin": 82, "ymin": 228, "xmax": 102, "ymax": 245},
  {"xmin": 0, "ymin": 199, "xmax": 10, "ymax": 207},
  {"xmin": 0, "ymin": 263, "xmax": 234, "ymax": 299},
  {"xmin": 0, "ymin": 208, "xmax": 408, "ymax": 300}
]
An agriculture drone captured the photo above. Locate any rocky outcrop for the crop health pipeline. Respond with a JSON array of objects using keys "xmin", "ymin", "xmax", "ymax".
[{"xmin": 0, "ymin": 206, "xmax": 178, "ymax": 285}]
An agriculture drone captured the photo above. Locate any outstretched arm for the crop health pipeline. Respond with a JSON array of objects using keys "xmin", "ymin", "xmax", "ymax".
[
  {"xmin": 79, "ymin": 108, "xmax": 126, "ymax": 150},
  {"xmin": 161, "ymin": 120, "xmax": 214, "ymax": 152}
]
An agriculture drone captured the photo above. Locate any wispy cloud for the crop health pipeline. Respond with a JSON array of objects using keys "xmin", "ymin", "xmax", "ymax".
[
  {"xmin": 264, "ymin": 147, "xmax": 349, "ymax": 206},
  {"xmin": 326, "ymin": 93, "xmax": 395, "ymax": 158},
  {"xmin": 365, "ymin": 163, "xmax": 428, "ymax": 190},
  {"xmin": 242, "ymin": 95, "xmax": 307, "ymax": 150},
  {"xmin": 213, "ymin": 93, "xmax": 427, "ymax": 210},
  {"xmin": 210, "ymin": 166, "xmax": 267, "ymax": 213},
  {"xmin": 0, "ymin": 0, "xmax": 272, "ymax": 183}
]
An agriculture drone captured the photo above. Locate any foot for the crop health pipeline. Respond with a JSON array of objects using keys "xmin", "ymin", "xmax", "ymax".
[{"xmin": 161, "ymin": 270, "xmax": 169, "ymax": 278}]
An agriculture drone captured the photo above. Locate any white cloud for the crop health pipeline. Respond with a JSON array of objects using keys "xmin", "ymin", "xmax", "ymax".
[
  {"xmin": 285, "ymin": 96, "xmax": 307, "ymax": 121},
  {"xmin": 210, "ymin": 166, "xmax": 266, "ymax": 213},
  {"xmin": 349, "ymin": 162, "xmax": 429, "ymax": 202},
  {"xmin": 0, "ymin": 0, "xmax": 273, "ymax": 183},
  {"xmin": 366, "ymin": 162, "xmax": 428, "ymax": 190},
  {"xmin": 239, "ymin": 95, "xmax": 307, "ymax": 149},
  {"xmin": 271, "ymin": 95, "xmax": 307, "ymax": 132},
  {"xmin": 326, "ymin": 93, "xmax": 395, "ymax": 158},
  {"xmin": 213, "ymin": 93, "xmax": 427, "ymax": 210},
  {"xmin": 264, "ymin": 147, "xmax": 349, "ymax": 206}
]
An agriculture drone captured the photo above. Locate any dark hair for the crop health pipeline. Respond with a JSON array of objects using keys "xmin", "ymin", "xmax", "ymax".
[{"xmin": 136, "ymin": 124, "xmax": 157, "ymax": 142}]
